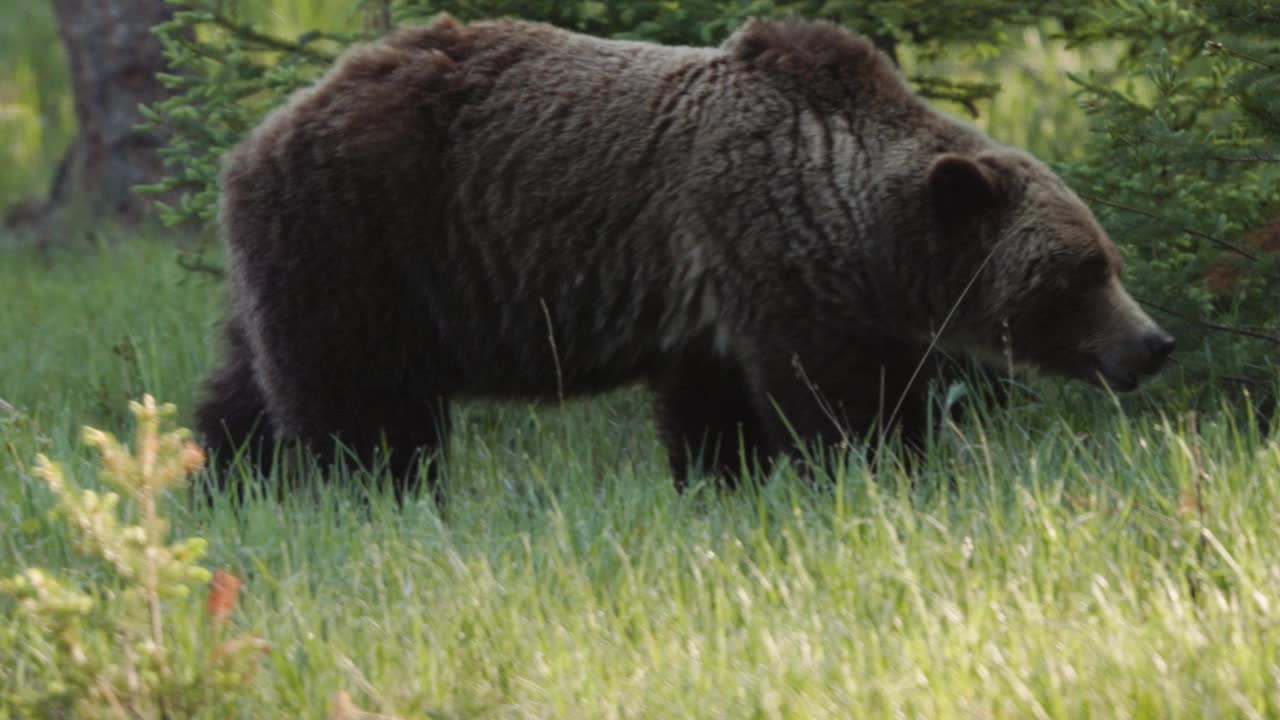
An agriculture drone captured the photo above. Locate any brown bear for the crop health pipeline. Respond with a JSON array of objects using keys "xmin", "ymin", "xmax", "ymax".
[{"xmin": 194, "ymin": 15, "xmax": 1174, "ymax": 495}]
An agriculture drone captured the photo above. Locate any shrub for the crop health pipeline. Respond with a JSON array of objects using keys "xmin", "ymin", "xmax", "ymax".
[
  {"xmin": 1, "ymin": 395, "xmax": 266, "ymax": 719},
  {"xmin": 1060, "ymin": 0, "xmax": 1280, "ymax": 389}
]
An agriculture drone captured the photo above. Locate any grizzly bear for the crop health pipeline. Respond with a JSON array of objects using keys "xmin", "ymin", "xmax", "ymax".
[{"xmin": 194, "ymin": 15, "xmax": 1174, "ymax": 495}]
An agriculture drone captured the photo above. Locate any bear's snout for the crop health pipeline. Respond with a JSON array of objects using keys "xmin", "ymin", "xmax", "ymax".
[
  {"xmin": 1143, "ymin": 328, "xmax": 1176, "ymax": 372},
  {"xmin": 1092, "ymin": 324, "xmax": 1175, "ymax": 392},
  {"xmin": 1085, "ymin": 284, "xmax": 1176, "ymax": 392}
]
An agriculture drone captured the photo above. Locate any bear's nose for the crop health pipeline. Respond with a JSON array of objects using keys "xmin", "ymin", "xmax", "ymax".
[{"xmin": 1144, "ymin": 329, "xmax": 1175, "ymax": 372}]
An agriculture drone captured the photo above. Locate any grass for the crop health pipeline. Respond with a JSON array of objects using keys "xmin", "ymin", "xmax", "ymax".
[
  {"xmin": 3, "ymin": 5, "xmax": 1275, "ymax": 716},
  {"xmin": 2, "ymin": 237, "xmax": 1279, "ymax": 718}
]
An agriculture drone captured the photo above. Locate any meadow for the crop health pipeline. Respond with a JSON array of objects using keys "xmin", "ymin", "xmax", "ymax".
[
  {"xmin": 2, "ymin": 237, "xmax": 1279, "ymax": 718},
  {"xmin": 4, "ymin": 3, "xmax": 1280, "ymax": 718}
]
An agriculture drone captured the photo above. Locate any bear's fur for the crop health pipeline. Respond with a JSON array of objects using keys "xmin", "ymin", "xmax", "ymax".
[{"xmin": 195, "ymin": 16, "xmax": 1174, "ymax": 495}]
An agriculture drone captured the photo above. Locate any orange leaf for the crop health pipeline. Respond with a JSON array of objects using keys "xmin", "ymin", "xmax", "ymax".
[
  {"xmin": 207, "ymin": 569, "xmax": 243, "ymax": 624},
  {"xmin": 182, "ymin": 441, "xmax": 207, "ymax": 474}
]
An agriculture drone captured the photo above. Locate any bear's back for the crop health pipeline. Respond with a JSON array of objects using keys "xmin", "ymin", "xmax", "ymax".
[{"xmin": 217, "ymin": 16, "xmax": 950, "ymax": 399}]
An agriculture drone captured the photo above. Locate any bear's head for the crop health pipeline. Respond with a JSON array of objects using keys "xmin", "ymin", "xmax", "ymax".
[{"xmin": 926, "ymin": 150, "xmax": 1175, "ymax": 392}]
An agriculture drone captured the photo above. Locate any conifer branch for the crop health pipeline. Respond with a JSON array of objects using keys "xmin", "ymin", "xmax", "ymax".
[
  {"xmin": 1080, "ymin": 194, "xmax": 1260, "ymax": 261},
  {"xmin": 1137, "ymin": 296, "xmax": 1280, "ymax": 344},
  {"xmin": 204, "ymin": 11, "xmax": 338, "ymax": 63}
]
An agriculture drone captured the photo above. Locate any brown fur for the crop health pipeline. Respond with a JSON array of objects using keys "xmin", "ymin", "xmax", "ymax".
[
  {"xmin": 726, "ymin": 18, "xmax": 909, "ymax": 106},
  {"xmin": 196, "ymin": 16, "xmax": 1172, "ymax": 496}
]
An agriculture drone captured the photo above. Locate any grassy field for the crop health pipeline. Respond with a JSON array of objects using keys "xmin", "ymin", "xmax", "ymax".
[
  {"xmin": 1, "ymin": 5, "xmax": 1276, "ymax": 717},
  {"xmin": 2, "ymin": 238, "xmax": 1279, "ymax": 718}
]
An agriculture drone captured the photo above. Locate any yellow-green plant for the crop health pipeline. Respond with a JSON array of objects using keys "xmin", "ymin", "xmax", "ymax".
[{"xmin": 1, "ymin": 395, "xmax": 266, "ymax": 719}]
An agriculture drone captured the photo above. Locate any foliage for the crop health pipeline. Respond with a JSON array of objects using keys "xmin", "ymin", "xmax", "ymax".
[
  {"xmin": 137, "ymin": 4, "xmax": 359, "ymax": 229},
  {"xmin": 1059, "ymin": 0, "xmax": 1280, "ymax": 385},
  {"xmin": 1, "ymin": 394, "xmax": 266, "ymax": 719},
  {"xmin": 0, "ymin": 1, "xmax": 74, "ymax": 214}
]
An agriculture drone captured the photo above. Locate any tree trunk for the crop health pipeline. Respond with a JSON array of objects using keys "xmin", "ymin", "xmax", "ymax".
[{"xmin": 14, "ymin": 0, "xmax": 176, "ymax": 241}]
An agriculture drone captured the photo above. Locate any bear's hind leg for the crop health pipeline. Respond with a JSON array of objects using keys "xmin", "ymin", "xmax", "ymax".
[
  {"xmin": 286, "ymin": 392, "xmax": 453, "ymax": 504},
  {"xmin": 369, "ymin": 398, "xmax": 452, "ymax": 504},
  {"xmin": 655, "ymin": 351, "xmax": 772, "ymax": 492},
  {"xmin": 194, "ymin": 317, "xmax": 277, "ymax": 488}
]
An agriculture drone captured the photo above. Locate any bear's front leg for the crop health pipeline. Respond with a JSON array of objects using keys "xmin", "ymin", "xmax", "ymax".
[
  {"xmin": 736, "ymin": 329, "xmax": 937, "ymax": 480},
  {"xmin": 653, "ymin": 347, "xmax": 773, "ymax": 491}
]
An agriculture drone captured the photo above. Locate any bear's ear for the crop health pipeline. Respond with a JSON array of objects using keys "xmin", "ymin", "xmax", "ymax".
[{"xmin": 927, "ymin": 154, "xmax": 1004, "ymax": 224}]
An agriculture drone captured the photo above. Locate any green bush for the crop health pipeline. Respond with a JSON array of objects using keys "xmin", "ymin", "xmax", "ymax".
[
  {"xmin": 1, "ymin": 396, "xmax": 266, "ymax": 719},
  {"xmin": 1058, "ymin": 0, "xmax": 1280, "ymax": 388}
]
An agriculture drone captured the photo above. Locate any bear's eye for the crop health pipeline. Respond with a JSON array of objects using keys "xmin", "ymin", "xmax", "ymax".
[{"xmin": 1076, "ymin": 254, "xmax": 1110, "ymax": 285}]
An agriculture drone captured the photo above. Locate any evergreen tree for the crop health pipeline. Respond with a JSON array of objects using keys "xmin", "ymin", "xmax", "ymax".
[{"xmin": 1060, "ymin": 0, "xmax": 1279, "ymax": 391}]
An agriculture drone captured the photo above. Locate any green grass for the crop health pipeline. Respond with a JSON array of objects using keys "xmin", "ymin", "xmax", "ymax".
[{"xmin": 3, "ymin": 238, "xmax": 1280, "ymax": 718}]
